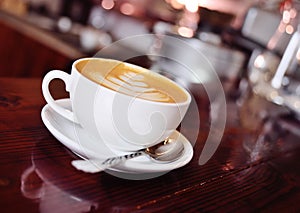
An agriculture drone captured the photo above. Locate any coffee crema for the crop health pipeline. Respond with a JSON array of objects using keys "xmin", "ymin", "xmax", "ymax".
[{"xmin": 76, "ymin": 59, "xmax": 187, "ymax": 103}]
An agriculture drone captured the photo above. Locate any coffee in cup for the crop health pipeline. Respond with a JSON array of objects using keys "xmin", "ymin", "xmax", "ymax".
[{"xmin": 76, "ymin": 59, "xmax": 187, "ymax": 103}]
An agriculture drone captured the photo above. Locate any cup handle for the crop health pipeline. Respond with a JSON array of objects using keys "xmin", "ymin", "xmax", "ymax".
[{"xmin": 42, "ymin": 70, "xmax": 78, "ymax": 123}]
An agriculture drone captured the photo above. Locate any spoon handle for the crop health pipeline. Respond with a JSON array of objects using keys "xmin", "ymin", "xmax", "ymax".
[{"xmin": 71, "ymin": 151, "xmax": 144, "ymax": 173}]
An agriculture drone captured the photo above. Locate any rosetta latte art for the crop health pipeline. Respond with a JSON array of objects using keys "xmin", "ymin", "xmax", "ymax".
[
  {"xmin": 103, "ymin": 70, "xmax": 173, "ymax": 102},
  {"xmin": 77, "ymin": 59, "xmax": 187, "ymax": 103}
]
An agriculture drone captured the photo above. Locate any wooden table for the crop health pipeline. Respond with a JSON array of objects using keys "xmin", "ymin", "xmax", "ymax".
[{"xmin": 0, "ymin": 77, "xmax": 300, "ymax": 212}]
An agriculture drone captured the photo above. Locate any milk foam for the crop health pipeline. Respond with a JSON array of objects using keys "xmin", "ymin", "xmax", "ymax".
[
  {"xmin": 102, "ymin": 70, "xmax": 172, "ymax": 102},
  {"xmin": 77, "ymin": 59, "xmax": 187, "ymax": 103}
]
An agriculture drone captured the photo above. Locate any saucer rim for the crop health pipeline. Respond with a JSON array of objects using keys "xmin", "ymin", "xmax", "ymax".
[{"xmin": 41, "ymin": 98, "xmax": 194, "ymax": 173}]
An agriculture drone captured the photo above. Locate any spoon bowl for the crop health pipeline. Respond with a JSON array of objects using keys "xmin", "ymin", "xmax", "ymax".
[
  {"xmin": 71, "ymin": 138, "xmax": 185, "ymax": 173},
  {"xmin": 145, "ymin": 138, "xmax": 184, "ymax": 162}
]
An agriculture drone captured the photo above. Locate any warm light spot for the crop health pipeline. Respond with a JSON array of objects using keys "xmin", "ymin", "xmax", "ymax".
[
  {"xmin": 101, "ymin": 0, "xmax": 115, "ymax": 10},
  {"xmin": 178, "ymin": 26, "xmax": 194, "ymax": 38},
  {"xmin": 177, "ymin": 0, "xmax": 186, "ymax": 4},
  {"xmin": 286, "ymin": 25, "xmax": 294, "ymax": 34},
  {"xmin": 185, "ymin": 0, "xmax": 199, "ymax": 13},
  {"xmin": 170, "ymin": 0, "xmax": 184, "ymax": 10},
  {"xmin": 269, "ymin": 91, "xmax": 278, "ymax": 100},
  {"xmin": 120, "ymin": 3, "xmax": 135, "ymax": 15},
  {"xmin": 222, "ymin": 163, "xmax": 234, "ymax": 171},
  {"xmin": 254, "ymin": 55, "xmax": 265, "ymax": 68},
  {"xmin": 283, "ymin": 10, "xmax": 291, "ymax": 24}
]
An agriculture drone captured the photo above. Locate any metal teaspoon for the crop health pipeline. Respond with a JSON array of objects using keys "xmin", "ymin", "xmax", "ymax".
[{"xmin": 71, "ymin": 138, "xmax": 184, "ymax": 173}]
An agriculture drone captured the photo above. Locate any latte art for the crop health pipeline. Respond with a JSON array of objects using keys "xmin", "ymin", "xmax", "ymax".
[
  {"xmin": 104, "ymin": 70, "xmax": 172, "ymax": 102},
  {"xmin": 77, "ymin": 59, "xmax": 187, "ymax": 103}
]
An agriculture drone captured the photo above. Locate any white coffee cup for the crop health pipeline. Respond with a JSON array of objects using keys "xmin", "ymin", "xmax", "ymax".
[{"xmin": 42, "ymin": 58, "xmax": 191, "ymax": 151}]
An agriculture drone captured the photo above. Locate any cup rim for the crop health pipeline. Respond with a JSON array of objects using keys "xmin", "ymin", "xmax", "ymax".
[{"xmin": 72, "ymin": 57, "xmax": 192, "ymax": 107}]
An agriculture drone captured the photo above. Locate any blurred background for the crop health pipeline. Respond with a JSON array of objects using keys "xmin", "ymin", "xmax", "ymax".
[{"xmin": 0, "ymin": 0, "xmax": 298, "ymax": 85}]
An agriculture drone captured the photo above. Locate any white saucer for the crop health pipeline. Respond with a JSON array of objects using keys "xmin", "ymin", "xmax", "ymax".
[{"xmin": 41, "ymin": 99, "xmax": 193, "ymax": 173}]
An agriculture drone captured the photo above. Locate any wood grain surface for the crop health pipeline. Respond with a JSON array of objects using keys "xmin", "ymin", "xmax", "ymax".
[{"xmin": 0, "ymin": 77, "xmax": 300, "ymax": 212}]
